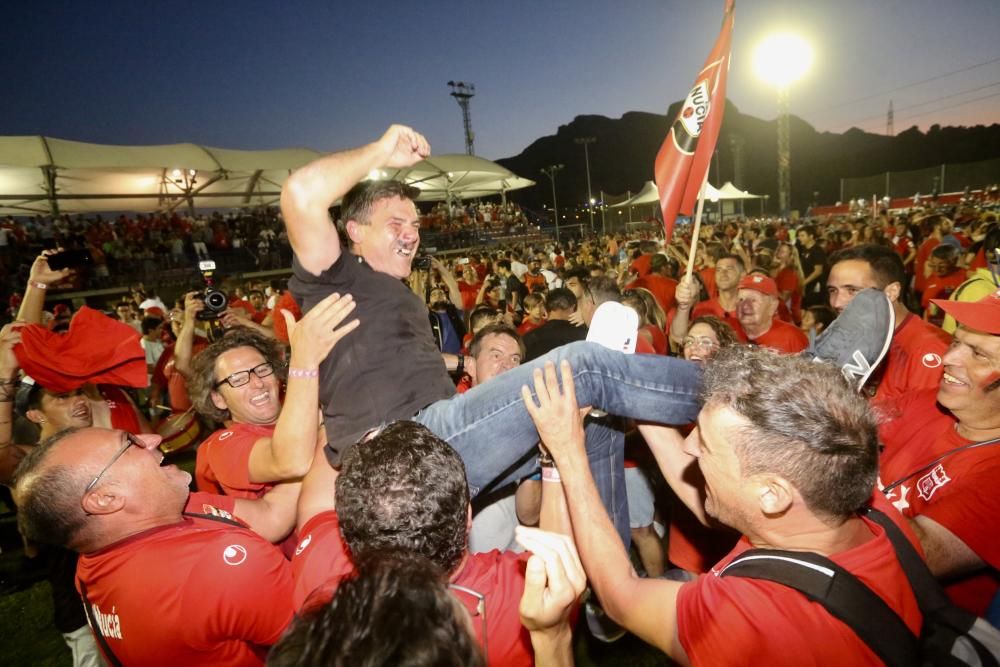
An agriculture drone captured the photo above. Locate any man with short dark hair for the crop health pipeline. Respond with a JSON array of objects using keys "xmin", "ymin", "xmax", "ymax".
[
  {"xmin": 670, "ymin": 253, "xmax": 746, "ymax": 347},
  {"xmin": 827, "ymin": 243, "xmax": 950, "ymax": 405},
  {"xmin": 291, "ymin": 421, "xmax": 553, "ymax": 666},
  {"xmin": 282, "ymin": 126, "xmax": 705, "ymax": 535},
  {"xmin": 797, "ymin": 225, "xmax": 827, "ymax": 307}
]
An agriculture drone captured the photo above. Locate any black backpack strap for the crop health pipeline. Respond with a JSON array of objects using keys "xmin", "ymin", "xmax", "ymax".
[
  {"xmin": 78, "ymin": 579, "xmax": 125, "ymax": 667},
  {"xmin": 863, "ymin": 508, "xmax": 954, "ymax": 611},
  {"xmin": 721, "ymin": 548, "xmax": 920, "ymax": 667},
  {"xmin": 183, "ymin": 510, "xmax": 247, "ymax": 528}
]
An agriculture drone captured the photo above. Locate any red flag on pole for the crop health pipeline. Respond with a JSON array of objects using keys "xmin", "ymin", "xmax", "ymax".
[{"xmin": 654, "ymin": 0, "xmax": 735, "ymax": 243}]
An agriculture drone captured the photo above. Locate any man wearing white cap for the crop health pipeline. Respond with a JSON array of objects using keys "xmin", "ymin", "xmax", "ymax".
[{"xmin": 878, "ymin": 289, "xmax": 1000, "ymax": 617}]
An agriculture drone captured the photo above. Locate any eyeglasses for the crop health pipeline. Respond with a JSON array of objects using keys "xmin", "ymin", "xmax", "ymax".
[
  {"xmin": 682, "ymin": 336, "xmax": 719, "ymax": 349},
  {"xmin": 213, "ymin": 361, "xmax": 274, "ymax": 389},
  {"xmin": 449, "ymin": 583, "xmax": 488, "ymax": 661},
  {"xmin": 84, "ymin": 433, "xmax": 142, "ymax": 496}
]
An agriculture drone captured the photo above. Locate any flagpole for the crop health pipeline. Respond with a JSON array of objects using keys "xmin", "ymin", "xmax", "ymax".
[{"xmin": 684, "ymin": 170, "xmax": 711, "ymax": 281}]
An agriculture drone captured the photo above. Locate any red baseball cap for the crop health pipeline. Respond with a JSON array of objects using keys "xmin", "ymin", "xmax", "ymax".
[
  {"xmin": 932, "ymin": 289, "xmax": 1000, "ymax": 335},
  {"xmin": 738, "ymin": 273, "xmax": 779, "ymax": 299}
]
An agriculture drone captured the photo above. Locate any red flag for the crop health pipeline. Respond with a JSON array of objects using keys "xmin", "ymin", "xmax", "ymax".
[{"xmin": 654, "ymin": 0, "xmax": 735, "ymax": 243}]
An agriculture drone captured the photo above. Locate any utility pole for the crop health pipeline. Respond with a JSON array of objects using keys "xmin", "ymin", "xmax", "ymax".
[
  {"xmin": 447, "ymin": 81, "xmax": 476, "ymax": 155},
  {"xmin": 540, "ymin": 164, "xmax": 564, "ymax": 243},
  {"xmin": 575, "ymin": 137, "xmax": 596, "ymax": 234},
  {"xmin": 886, "ymin": 100, "xmax": 895, "ymax": 137}
]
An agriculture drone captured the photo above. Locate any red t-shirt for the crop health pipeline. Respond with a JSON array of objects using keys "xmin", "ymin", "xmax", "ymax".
[
  {"xmin": 76, "ymin": 499, "xmax": 294, "ymax": 667},
  {"xmin": 914, "ymin": 238, "xmax": 938, "ymax": 292},
  {"xmin": 291, "ymin": 510, "xmax": 355, "ymax": 611},
  {"xmin": 747, "ymin": 319, "xmax": 808, "ymax": 354},
  {"xmin": 698, "ymin": 267, "xmax": 717, "ymax": 299},
  {"xmin": 878, "ymin": 389, "xmax": 1000, "ymax": 615},
  {"xmin": 99, "ymin": 385, "xmax": 144, "ymax": 434},
  {"xmin": 873, "ymin": 314, "xmax": 950, "ymax": 408},
  {"xmin": 631, "ymin": 274, "xmax": 678, "ymax": 314},
  {"xmin": 196, "ymin": 423, "xmax": 276, "ymax": 499},
  {"xmin": 676, "ymin": 497, "xmax": 922, "ymax": 666},
  {"xmin": 774, "ymin": 267, "xmax": 802, "ymax": 324},
  {"xmin": 291, "ymin": 511, "xmax": 534, "ymax": 667},
  {"xmin": 458, "ymin": 281, "xmax": 481, "ymax": 312},
  {"xmin": 691, "ymin": 298, "xmax": 747, "ymax": 342},
  {"xmin": 921, "ymin": 270, "xmax": 966, "ymax": 327},
  {"xmin": 517, "ymin": 319, "xmax": 545, "ymax": 336},
  {"xmin": 640, "ymin": 323, "xmax": 668, "ymax": 355},
  {"xmin": 629, "ymin": 253, "xmax": 654, "ymax": 278}
]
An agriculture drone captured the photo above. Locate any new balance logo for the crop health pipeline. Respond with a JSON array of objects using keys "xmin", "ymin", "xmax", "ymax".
[{"xmin": 841, "ymin": 350, "xmax": 871, "ymax": 383}]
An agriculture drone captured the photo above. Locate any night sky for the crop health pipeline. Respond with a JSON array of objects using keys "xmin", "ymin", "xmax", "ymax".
[{"xmin": 5, "ymin": 1, "xmax": 999, "ymax": 160}]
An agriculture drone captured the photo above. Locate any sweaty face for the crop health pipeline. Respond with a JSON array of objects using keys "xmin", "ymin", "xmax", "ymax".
[
  {"xmin": 827, "ymin": 259, "xmax": 879, "ymax": 314},
  {"xmin": 715, "ymin": 259, "xmax": 743, "ymax": 290},
  {"xmin": 937, "ymin": 327, "xmax": 1000, "ymax": 429},
  {"xmin": 212, "ymin": 347, "xmax": 281, "ymax": 425},
  {"xmin": 38, "ymin": 389, "xmax": 93, "ymax": 431},
  {"xmin": 736, "ymin": 289, "xmax": 776, "ymax": 332},
  {"xmin": 564, "ymin": 277, "xmax": 585, "ymax": 300},
  {"xmin": 353, "ymin": 196, "xmax": 421, "ymax": 280},
  {"xmin": 470, "ymin": 333, "xmax": 522, "ymax": 387},
  {"xmin": 683, "ymin": 407, "xmax": 755, "ymax": 531}
]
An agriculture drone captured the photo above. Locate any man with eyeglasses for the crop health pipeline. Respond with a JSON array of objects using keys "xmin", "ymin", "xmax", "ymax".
[
  {"xmin": 13, "ymin": 427, "xmax": 296, "ymax": 667},
  {"xmin": 189, "ymin": 293, "xmax": 357, "ymax": 508}
]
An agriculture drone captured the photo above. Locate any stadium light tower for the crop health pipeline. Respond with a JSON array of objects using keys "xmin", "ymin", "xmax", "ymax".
[
  {"xmin": 447, "ymin": 81, "xmax": 476, "ymax": 155},
  {"xmin": 753, "ymin": 33, "xmax": 812, "ymax": 218},
  {"xmin": 575, "ymin": 136, "xmax": 597, "ymax": 234},
  {"xmin": 541, "ymin": 164, "xmax": 565, "ymax": 243}
]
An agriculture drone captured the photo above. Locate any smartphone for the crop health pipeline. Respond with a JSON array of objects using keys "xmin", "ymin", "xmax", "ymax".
[{"xmin": 47, "ymin": 249, "xmax": 93, "ymax": 270}]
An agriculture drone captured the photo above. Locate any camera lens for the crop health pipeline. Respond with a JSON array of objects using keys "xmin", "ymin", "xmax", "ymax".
[{"xmin": 204, "ymin": 289, "xmax": 228, "ymax": 312}]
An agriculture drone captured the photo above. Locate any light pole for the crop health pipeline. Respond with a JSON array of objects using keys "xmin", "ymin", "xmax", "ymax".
[
  {"xmin": 541, "ymin": 164, "xmax": 564, "ymax": 243},
  {"xmin": 575, "ymin": 137, "xmax": 596, "ymax": 234},
  {"xmin": 754, "ymin": 33, "xmax": 812, "ymax": 219},
  {"xmin": 447, "ymin": 81, "xmax": 476, "ymax": 155}
]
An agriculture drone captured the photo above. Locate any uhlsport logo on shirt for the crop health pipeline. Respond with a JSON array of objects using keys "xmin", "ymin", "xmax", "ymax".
[
  {"xmin": 223, "ymin": 544, "xmax": 247, "ymax": 566},
  {"xmin": 921, "ymin": 353, "xmax": 942, "ymax": 368},
  {"xmin": 295, "ymin": 534, "xmax": 312, "ymax": 557},
  {"xmin": 91, "ymin": 603, "xmax": 123, "ymax": 640}
]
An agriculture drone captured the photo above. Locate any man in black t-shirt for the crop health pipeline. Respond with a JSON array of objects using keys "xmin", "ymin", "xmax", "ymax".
[
  {"xmin": 283, "ymin": 126, "xmax": 702, "ymax": 536},
  {"xmin": 797, "ymin": 225, "xmax": 828, "ymax": 308}
]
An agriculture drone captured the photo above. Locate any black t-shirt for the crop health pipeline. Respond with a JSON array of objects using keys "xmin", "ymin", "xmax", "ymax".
[
  {"xmin": 289, "ymin": 252, "xmax": 455, "ymax": 463},
  {"xmin": 522, "ymin": 319, "xmax": 588, "ymax": 362}
]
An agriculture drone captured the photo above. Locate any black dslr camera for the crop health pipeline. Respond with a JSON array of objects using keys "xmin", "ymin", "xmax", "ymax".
[{"xmin": 193, "ymin": 260, "xmax": 228, "ymax": 322}]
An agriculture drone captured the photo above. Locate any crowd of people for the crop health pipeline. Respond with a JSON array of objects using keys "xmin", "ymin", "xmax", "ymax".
[{"xmin": 1, "ymin": 123, "xmax": 999, "ymax": 666}]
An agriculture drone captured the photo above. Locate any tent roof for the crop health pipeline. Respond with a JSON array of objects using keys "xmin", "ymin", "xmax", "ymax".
[
  {"xmin": 0, "ymin": 137, "xmax": 530, "ymax": 215},
  {"xmin": 610, "ymin": 180, "xmax": 724, "ymax": 208}
]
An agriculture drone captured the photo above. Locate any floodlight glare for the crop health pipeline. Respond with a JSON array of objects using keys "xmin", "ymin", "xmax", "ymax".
[{"xmin": 753, "ymin": 33, "xmax": 812, "ymax": 88}]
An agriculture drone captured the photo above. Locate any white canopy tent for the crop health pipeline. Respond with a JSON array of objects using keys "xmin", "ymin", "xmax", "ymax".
[
  {"xmin": 0, "ymin": 138, "xmax": 532, "ymax": 215},
  {"xmin": 609, "ymin": 180, "xmax": 761, "ymax": 209},
  {"xmin": 0, "ymin": 136, "xmax": 325, "ymax": 215},
  {"xmin": 609, "ymin": 180, "xmax": 724, "ymax": 208},
  {"xmin": 381, "ymin": 154, "xmax": 534, "ymax": 202}
]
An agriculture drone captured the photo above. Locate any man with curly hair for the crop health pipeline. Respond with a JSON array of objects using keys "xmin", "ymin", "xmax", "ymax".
[{"xmin": 189, "ymin": 293, "xmax": 358, "ymax": 502}]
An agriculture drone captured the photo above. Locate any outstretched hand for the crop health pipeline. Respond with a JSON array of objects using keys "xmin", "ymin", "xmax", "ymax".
[
  {"xmin": 283, "ymin": 292, "xmax": 360, "ymax": 369},
  {"xmin": 376, "ymin": 125, "xmax": 431, "ymax": 169},
  {"xmin": 29, "ymin": 248, "xmax": 74, "ymax": 286},
  {"xmin": 0, "ymin": 322, "xmax": 23, "ymax": 376},
  {"xmin": 515, "ymin": 526, "xmax": 586, "ymax": 634},
  {"xmin": 520, "ymin": 360, "xmax": 586, "ymax": 466}
]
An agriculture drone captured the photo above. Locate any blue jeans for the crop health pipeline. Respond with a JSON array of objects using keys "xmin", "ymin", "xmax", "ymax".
[{"xmin": 414, "ymin": 341, "xmax": 702, "ymax": 547}]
